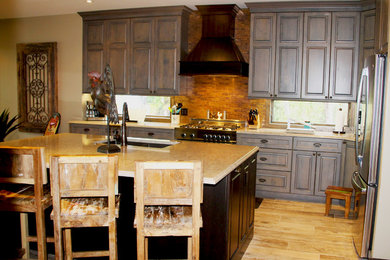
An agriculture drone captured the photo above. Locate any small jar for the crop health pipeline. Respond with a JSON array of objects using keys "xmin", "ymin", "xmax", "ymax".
[{"xmin": 304, "ymin": 121, "xmax": 311, "ymax": 129}]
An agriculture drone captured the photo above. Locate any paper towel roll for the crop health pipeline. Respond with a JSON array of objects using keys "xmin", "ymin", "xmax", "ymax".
[{"xmin": 334, "ymin": 108, "xmax": 345, "ymax": 132}]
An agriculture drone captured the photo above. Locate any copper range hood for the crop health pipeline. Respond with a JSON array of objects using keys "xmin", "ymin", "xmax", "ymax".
[{"xmin": 179, "ymin": 5, "xmax": 249, "ymax": 77}]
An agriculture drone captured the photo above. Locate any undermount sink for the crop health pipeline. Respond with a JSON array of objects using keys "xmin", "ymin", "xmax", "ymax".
[{"xmin": 96, "ymin": 137, "xmax": 179, "ymax": 148}]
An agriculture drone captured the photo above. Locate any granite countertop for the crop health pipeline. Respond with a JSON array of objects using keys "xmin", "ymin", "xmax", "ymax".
[
  {"xmin": 0, "ymin": 133, "xmax": 258, "ymax": 185},
  {"xmin": 238, "ymin": 127, "xmax": 355, "ymax": 141},
  {"xmin": 69, "ymin": 120, "xmax": 180, "ymax": 129}
]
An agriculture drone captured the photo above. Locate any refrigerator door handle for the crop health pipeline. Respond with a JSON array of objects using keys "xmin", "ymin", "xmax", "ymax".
[
  {"xmin": 355, "ymin": 68, "xmax": 369, "ymax": 167},
  {"xmin": 352, "ymin": 171, "xmax": 367, "ymax": 192}
]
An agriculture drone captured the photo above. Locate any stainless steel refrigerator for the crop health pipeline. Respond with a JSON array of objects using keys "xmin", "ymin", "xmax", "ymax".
[{"xmin": 352, "ymin": 54, "xmax": 387, "ymax": 258}]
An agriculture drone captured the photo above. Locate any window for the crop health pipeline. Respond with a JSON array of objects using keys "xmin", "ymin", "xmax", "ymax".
[
  {"xmin": 115, "ymin": 95, "xmax": 170, "ymax": 122},
  {"xmin": 272, "ymin": 100, "xmax": 348, "ymax": 126}
]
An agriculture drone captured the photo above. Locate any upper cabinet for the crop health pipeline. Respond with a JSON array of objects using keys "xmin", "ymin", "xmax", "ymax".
[
  {"xmin": 79, "ymin": 6, "xmax": 191, "ymax": 95},
  {"xmin": 375, "ymin": 0, "xmax": 388, "ymax": 53},
  {"xmin": 130, "ymin": 17, "xmax": 183, "ymax": 95},
  {"xmin": 329, "ymin": 12, "xmax": 360, "ymax": 101},
  {"xmin": 247, "ymin": 2, "xmax": 371, "ymax": 102}
]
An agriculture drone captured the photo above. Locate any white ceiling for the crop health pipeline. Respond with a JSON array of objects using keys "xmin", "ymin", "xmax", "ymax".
[{"xmin": 0, "ymin": 0, "xmax": 356, "ymax": 19}]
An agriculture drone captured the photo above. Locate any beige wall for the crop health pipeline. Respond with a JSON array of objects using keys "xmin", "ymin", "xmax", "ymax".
[
  {"xmin": 0, "ymin": 14, "xmax": 83, "ymax": 140},
  {"xmin": 371, "ymin": 3, "xmax": 390, "ymax": 258}
]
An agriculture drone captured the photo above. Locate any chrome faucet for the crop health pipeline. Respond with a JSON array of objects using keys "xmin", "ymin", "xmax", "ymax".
[{"xmin": 121, "ymin": 102, "xmax": 129, "ymax": 146}]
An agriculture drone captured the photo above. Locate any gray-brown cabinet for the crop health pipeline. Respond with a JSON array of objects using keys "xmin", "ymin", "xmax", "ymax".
[
  {"xmin": 247, "ymin": 2, "xmax": 366, "ymax": 102},
  {"xmin": 375, "ymin": 0, "xmax": 388, "ymax": 53},
  {"xmin": 79, "ymin": 7, "xmax": 191, "ymax": 95},
  {"xmin": 238, "ymin": 133, "xmax": 343, "ymax": 202}
]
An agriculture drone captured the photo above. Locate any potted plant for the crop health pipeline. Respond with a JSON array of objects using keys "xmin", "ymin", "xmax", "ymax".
[{"xmin": 0, "ymin": 109, "xmax": 22, "ymax": 142}]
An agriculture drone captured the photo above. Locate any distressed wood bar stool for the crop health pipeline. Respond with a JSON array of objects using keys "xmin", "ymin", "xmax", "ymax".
[
  {"xmin": 50, "ymin": 154, "xmax": 120, "ymax": 260},
  {"xmin": 325, "ymin": 186, "xmax": 353, "ymax": 219},
  {"xmin": 0, "ymin": 146, "xmax": 53, "ymax": 260},
  {"xmin": 134, "ymin": 161, "xmax": 203, "ymax": 260}
]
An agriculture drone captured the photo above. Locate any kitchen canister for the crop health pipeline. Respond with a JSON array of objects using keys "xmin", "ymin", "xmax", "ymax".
[{"xmin": 171, "ymin": 114, "xmax": 180, "ymax": 125}]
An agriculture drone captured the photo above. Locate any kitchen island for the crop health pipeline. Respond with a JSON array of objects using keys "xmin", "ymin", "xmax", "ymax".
[{"xmin": 0, "ymin": 133, "xmax": 259, "ymax": 259}]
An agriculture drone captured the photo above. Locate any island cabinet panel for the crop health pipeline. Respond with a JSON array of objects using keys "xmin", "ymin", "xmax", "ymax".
[
  {"xmin": 329, "ymin": 12, "xmax": 360, "ymax": 101},
  {"xmin": 248, "ymin": 13, "xmax": 276, "ymax": 98},
  {"xmin": 274, "ymin": 13, "xmax": 303, "ymax": 99},
  {"xmin": 301, "ymin": 12, "xmax": 331, "ymax": 100}
]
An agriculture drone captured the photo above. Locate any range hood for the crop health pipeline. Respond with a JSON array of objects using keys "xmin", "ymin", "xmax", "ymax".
[{"xmin": 180, "ymin": 5, "xmax": 249, "ymax": 77}]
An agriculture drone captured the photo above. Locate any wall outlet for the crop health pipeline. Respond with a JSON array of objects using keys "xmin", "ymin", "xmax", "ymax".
[{"xmin": 181, "ymin": 108, "xmax": 188, "ymax": 116}]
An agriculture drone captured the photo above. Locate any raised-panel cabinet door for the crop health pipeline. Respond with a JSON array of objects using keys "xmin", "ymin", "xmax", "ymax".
[
  {"xmin": 329, "ymin": 12, "xmax": 360, "ymax": 101},
  {"xmin": 314, "ymin": 152, "xmax": 341, "ymax": 196},
  {"xmin": 249, "ymin": 13, "xmax": 276, "ymax": 98},
  {"xmin": 105, "ymin": 19, "xmax": 130, "ymax": 94},
  {"xmin": 154, "ymin": 17, "xmax": 180, "ymax": 95},
  {"xmin": 130, "ymin": 18, "xmax": 154, "ymax": 95},
  {"xmin": 291, "ymin": 151, "xmax": 316, "ymax": 195},
  {"xmin": 302, "ymin": 12, "xmax": 331, "ymax": 100},
  {"xmin": 375, "ymin": 0, "xmax": 389, "ymax": 53},
  {"xmin": 275, "ymin": 13, "xmax": 303, "ymax": 98},
  {"xmin": 83, "ymin": 21, "xmax": 104, "ymax": 93}
]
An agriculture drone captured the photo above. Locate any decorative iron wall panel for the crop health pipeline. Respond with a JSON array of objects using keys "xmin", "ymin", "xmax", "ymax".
[{"xmin": 17, "ymin": 42, "xmax": 57, "ymax": 133}]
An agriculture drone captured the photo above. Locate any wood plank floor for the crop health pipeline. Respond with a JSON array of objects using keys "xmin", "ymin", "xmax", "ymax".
[{"xmin": 242, "ymin": 199, "xmax": 359, "ymax": 260}]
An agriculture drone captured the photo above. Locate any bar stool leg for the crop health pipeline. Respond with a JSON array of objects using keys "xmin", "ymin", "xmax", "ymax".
[
  {"xmin": 345, "ymin": 196, "xmax": 351, "ymax": 219},
  {"xmin": 64, "ymin": 229, "xmax": 72, "ymax": 260},
  {"xmin": 20, "ymin": 213, "xmax": 30, "ymax": 259},
  {"xmin": 35, "ymin": 207, "xmax": 47, "ymax": 260},
  {"xmin": 187, "ymin": 237, "xmax": 193, "ymax": 260},
  {"xmin": 325, "ymin": 196, "xmax": 332, "ymax": 216}
]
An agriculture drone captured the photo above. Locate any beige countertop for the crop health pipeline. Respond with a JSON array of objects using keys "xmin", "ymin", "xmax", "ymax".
[
  {"xmin": 238, "ymin": 127, "xmax": 355, "ymax": 141},
  {"xmin": 69, "ymin": 120, "xmax": 179, "ymax": 129},
  {"xmin": 0, "ymin": 133, "xmax": 258, "ymax": 185}
]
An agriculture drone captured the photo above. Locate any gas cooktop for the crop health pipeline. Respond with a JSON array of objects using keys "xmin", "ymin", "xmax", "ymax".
[{"xmin": 175, "ymin": 119, "xmax": 245, "ymax": 143}]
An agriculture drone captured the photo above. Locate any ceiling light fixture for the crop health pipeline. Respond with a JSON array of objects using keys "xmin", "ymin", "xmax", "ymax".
[{"xmin": 86, "ymin": 0, "xmax": 93, "ymax": 3}]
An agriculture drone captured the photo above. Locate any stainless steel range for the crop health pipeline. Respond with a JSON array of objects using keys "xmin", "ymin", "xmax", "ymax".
[{"xmin": 174, "ymin": 119, "xmax": 245, "ymax": 144}]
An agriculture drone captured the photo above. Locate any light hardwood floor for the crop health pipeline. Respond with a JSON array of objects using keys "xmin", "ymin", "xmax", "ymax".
[{"xmin": 242, "ymin": 199, "xmax": 359, "ymax": 260}]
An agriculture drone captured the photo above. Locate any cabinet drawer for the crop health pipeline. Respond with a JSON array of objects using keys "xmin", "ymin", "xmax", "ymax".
[
  {"xmin": 257, "ymin": 148, "xmax": 292, "ymax": 171},
  {"xmin": 127, "ymin": 127, "xmax": 174, "ymax": 140},
  {"xmin": 238, "ymin": 134, "xmax": 293, "ymax": 149},
  {"xmin": 70, "ymin": 124, "xmax": 106, "ymax": 135},
  {"xmin": 293, "ymin": 137, "xmax": 342, "ymax": 153},
  {"xmin": 256, "ymin": 170, "xmax": 291, "ymax": 193}
]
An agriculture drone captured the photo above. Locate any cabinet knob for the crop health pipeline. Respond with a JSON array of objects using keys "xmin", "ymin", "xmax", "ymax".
[
  {"xmin": 329, "ymin": 96, "xmax": 333, "ymax": 99},
  {"xmin": 259, "ymin": 157, "xmax": 267, "ymax": 161},
  {"xmin": 258, "ymin": 178, "xmax": 266, "ymax": 183},
  {"xmin": 318, "ymin": 153, "xmax": 321, "ymax": 156},
  {"xmin": 84, "ymin": 128, "xmax": 90, "ymax": 132},
  {"xmin": 325, "ymin": 96, "xmax": 328, "ymax": 99},
  {"xmin": 270, "ymin": 94, "xmax": 273, "ymax": 97},
  {"xmin": 148, "ymin": 132, "xmax": 154, "ymax": 136},
  {"xmin": 313, "ymin": 143, "xmax": 322, "ymax": 147},
  {"xmin": 274, "ymin": 94, "xmax": 277, "ymax": 97},
  {"xmin": 313, "ymin": 153, "xmax": 316, "ymax": 156},
  {"xmin": 260, "ymin": 139, "xmax": 268, "ymax": 144}
]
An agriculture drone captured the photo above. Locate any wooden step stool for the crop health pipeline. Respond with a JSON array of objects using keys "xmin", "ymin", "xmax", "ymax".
[{"xmin": 325, "ymin": 186, "xmax": 353, "ymax": 219}]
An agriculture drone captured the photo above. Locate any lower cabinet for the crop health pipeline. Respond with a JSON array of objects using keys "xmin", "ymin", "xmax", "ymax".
[
  {"xmin": 238, "ymin": 133, "xmax": 344, "ymax": 202},
  {"xmin": 291, "ymin": 151, "xmax": 341, "ymax": 196}
]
